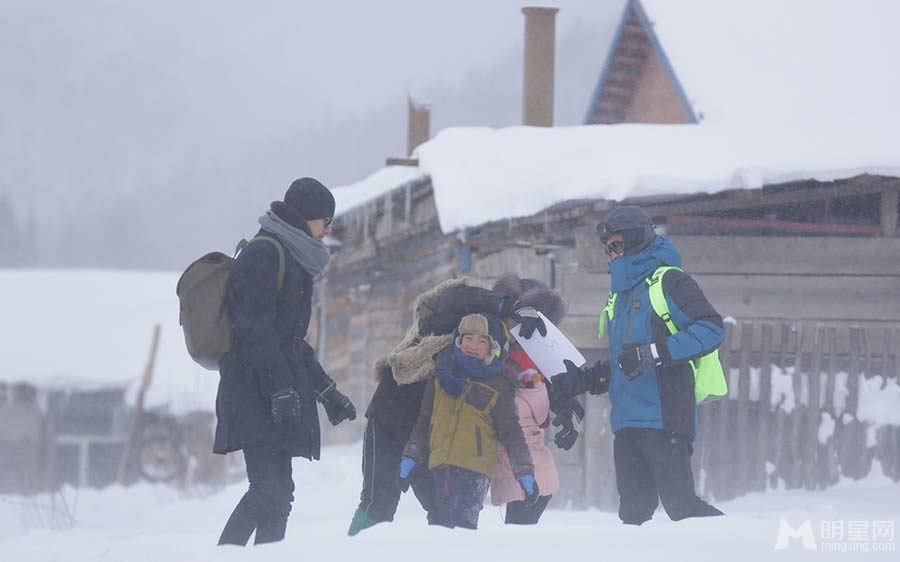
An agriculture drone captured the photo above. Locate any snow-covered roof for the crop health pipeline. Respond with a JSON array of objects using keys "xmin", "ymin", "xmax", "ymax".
[
  {"xmin": 332, "ymin": 0, "xmax": 900, "ymax": 233},
  {"xmin": 1, "ymin": 270, "xmax": 216, "ymax": 416}
]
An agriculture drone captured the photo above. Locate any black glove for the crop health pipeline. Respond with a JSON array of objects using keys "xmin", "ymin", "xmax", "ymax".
[
  {"xmin": 270, "ymin": 387, "xmax": 302, "ymax": 423},
  {"xmin": 553, "ymin": 419, "xmax": 578, "ymax": 451},
  {"xmin": 551, "ymin": 404, "xmax": 583, "ymax": 451},
  {"xmin": 497, "ymin": 296, "xmax": 547, "ymax": 339},
  {"xmin": 512, "ymin": 305, "xmax": 547, "ymax": 339},
  {"xmin": 315, "ymin": 376, "xmax": 357, "ymax": 426},
  {"xmin": 550, "ymin": 359, "xmax": 610, "ymax": 403},
  {"xmin": 616, "ymin": 342, "xmax": 663, "ymax": 380}
]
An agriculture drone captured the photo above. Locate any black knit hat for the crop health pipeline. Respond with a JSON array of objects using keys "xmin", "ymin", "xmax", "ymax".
[
  {"xmin": 596, "ymin": 205, "xmax": 656, "ymax": 256},
  {"xmin": 284, "ymin": 177, "xmax": 335, "ymax": 221}
]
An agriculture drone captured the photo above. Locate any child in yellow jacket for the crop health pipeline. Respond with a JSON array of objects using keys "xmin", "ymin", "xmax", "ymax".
[{"xmin": 399, "ymin": 313, "xmax": 537, "ymax": 529}]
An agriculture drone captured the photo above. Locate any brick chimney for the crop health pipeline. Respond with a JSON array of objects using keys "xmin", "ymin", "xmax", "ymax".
[
  {"xmin": 522, "ymin": 6, "xmax": 558, "ymax": 127},
  {"xmin": 386, "ymin": 94, "xmax": 430, "ymax": 166},
  {"xmin": 407, "ymin": 94, "xmax": 430, "ymax": 156}
]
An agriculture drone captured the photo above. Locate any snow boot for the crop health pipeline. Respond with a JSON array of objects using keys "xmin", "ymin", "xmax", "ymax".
[{"xmin": 347, "ymin": 508, "xmax": 380, "ymax": 536}]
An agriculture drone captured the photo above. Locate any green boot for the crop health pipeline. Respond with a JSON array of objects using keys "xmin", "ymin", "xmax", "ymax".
[{"xmin": 347, "ymin": 508, "xmax": 379, "ymax": 536}]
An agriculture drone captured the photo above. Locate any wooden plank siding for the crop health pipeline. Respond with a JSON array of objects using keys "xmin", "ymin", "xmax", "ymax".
[{"xmin": 317, "ymin": 173, "xmax": 900, "ymax": 507}]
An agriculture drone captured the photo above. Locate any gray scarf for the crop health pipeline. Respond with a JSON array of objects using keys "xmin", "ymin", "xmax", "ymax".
[{"xmin": 258, "ymin": 210, "xmax": 331, "ymax": 277}]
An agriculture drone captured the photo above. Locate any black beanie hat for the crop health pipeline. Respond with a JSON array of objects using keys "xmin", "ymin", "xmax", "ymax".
[
  {"xmin": 596, "ymin": 205, "xmax": 656, "ymax": 256},
  {"xmin": 284, "ymin": 177, "xmax": 335, "ymax": 221}
]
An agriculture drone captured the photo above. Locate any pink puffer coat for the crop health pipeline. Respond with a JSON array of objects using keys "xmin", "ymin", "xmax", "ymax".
[{"xmin": 491, "ymin": 382, "xmax": 560, "ymax": 504}]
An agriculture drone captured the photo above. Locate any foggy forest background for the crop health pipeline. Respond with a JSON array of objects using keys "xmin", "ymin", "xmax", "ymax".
[{"xmin": 0, "ymin": 0, "xmax": 625, "ymax": 270}]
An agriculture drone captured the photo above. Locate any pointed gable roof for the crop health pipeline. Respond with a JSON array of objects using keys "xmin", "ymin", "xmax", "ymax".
[
  {"xmin": 591, "ymin": 0, "xmax": 900, "ymax": 130},
  {"xmin": 585, "ymin": 0, "xmax": 695, "ymax": 125}
]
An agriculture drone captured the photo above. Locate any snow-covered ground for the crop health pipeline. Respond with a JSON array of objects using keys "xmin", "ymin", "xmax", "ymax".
[{"xmin": 2, "ymin": 442, "xmax": 897, "ymax": 561}]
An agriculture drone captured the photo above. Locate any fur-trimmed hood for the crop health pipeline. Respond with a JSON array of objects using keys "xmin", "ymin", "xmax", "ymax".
[{"xmin": 375, "ymin": 277, "xmax": 485, "ymax": 385}]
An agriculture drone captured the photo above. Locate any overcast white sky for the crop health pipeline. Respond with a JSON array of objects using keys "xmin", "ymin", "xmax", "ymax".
[
  {"xmin": 0, "ymin": 0, "xmax": 622, "ymax": 209},
  {"xmin": 0, "ymin": 0, "xmax": 626, "ymax": 267}
]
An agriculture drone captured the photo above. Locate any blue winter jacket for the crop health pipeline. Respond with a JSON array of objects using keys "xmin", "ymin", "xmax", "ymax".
[{"xmin": 606, "ymin": 235, "xmax": 724, "ymax": 440}]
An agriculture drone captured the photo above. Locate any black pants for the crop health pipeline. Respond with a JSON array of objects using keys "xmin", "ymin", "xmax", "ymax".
[
  {"xmin": 431, "ymin": 465, "xmax": 490, "ymax": 530},
  {"xmin": 505, "ymin": 494, "xmax": 552, "ymax": 525},
  {"xmin": 613, "ymin": 427, "xmax": 723, "ymax": 525},
  {"xmin": 218, "ymin": 443, "xmax": 295, "ymax": 545},
  {"xmin": 358, "ymin": 415, "xmax": 436, "ymax": 523}
]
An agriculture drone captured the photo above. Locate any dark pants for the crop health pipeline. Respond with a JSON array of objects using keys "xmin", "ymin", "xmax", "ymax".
[
  {"xmin": 218, "ymin": 443, "xmax": 295, "ymax": 545},
  {"xmin": 505, "ymin": 494, "xmax": 552, "ymax": 525},
  {"xmin": 614, "ymin": 427, "xmax": 723, "ymax": 525},
  {"xmin": 431, "ymin": 465, "xmax": 490, "ymax": 530},
  {"xmin": 358, "ymin": 415, "xmax": 436, "ymax": 523}
]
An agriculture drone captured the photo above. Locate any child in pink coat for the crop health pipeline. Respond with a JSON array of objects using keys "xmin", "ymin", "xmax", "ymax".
[{"xmin": 491, "ymin": 349, "xmax": 560, "ymax": 524}]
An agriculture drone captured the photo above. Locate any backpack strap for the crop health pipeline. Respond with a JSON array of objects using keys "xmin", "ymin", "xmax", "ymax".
[
  {"xmin": 646, "ymin": 266, "xmax": 682, "ymax": 335},
  {"xmin": 598, "ymin": 292, "xmax": 617, "ymax": 339},
  {"xmin": 645, "ymin": 265, "xmax": 728, "ymax": 403},
  {"xmin": 234, "ymin": 236, "xmax": 286, "ymax": 289}
]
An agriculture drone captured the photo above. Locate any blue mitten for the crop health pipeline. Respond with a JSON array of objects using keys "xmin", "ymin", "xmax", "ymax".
[
  {"xmin": 516, "ymin": 473, "xmax": 540, "ymax": 507},
  {"xmin": 396, "ymin": 456, "xmax": 417, "ymax": 492}
]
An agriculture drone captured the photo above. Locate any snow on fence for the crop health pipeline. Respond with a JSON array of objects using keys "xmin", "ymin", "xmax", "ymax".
[{"xmin": 695, "ymin": 322, "xmax": 900, "ymax": 502}]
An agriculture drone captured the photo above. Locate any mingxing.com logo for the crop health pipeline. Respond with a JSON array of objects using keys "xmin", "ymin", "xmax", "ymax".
[
  {"xmin": 775, "ymin": 519, "xmax": 896, "ymax": 552},
  {"xmin": 774, "ymin": 520, "xmax": 817, "ymax": 550}
]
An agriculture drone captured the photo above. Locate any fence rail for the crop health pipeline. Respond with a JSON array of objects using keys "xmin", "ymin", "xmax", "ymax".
[{"xmin": 695, "ymin": 321, "xmax": 900, "ymax": 502}]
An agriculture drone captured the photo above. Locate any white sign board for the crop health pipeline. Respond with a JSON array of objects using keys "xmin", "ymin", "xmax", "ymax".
[{"xmin": 509, "ymin": 311, "xmax": 586, "ymax": 376}]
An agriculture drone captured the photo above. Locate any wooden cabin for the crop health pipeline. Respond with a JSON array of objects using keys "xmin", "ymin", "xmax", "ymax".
[{"xmin": 311, "ymin": 0, "xmax": 900, "ymax": 507}]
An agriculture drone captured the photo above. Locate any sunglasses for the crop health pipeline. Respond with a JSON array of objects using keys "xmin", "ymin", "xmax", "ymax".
[
  {"xmin": 604, "ymin": 239, "xmax": 625, "ymax": 256},
  {"xmin": 323, "ymin": 217, "xmax": 333, "ymax": 228}
]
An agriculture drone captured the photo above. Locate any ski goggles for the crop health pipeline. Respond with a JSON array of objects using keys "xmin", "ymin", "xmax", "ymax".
[{"xmin": 604, "ymin": 239, "xmax": 625, "ymax": 256}]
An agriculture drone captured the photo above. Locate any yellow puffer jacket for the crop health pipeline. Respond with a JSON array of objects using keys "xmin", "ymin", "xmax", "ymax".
[{"xmin": 405, "ymin": 375, "xmax": 533, "ymax": 479}]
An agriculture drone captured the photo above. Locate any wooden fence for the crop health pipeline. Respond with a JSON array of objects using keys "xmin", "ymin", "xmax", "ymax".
[{"xmin": 694, "ymin": 321, "xmax": 900, "ymax": 502}]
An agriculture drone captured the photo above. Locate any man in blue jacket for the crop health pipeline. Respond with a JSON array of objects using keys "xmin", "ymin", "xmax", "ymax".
[
  {"xmin": 551, "ymin": 205, "xmax": 724, "ymax": 525},
  {"xmin": 215, "ymin": 178, "xmax": 357, "ymax": 545}
]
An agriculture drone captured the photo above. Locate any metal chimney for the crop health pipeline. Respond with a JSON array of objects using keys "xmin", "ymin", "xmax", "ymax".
[{"xmin": 522, "ymin": 6, "xmax": 558, "ymax": 127}]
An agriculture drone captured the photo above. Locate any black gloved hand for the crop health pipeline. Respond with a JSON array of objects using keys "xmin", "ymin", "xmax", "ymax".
[
  {"xmin": 553, "ymin": 420, "xmax": 579, "ymax": 451},
  {"xmin": 584, "ymin": 360, "xmax": 611, "ymax": 395},
  {"xmin": 549, "ymin": 393, "xmax": 584, "ymax": 451},
  {"xmin": 550, "ymin": 359, "xmax": 610, "ymax": 402},
  {"xmin": 315, "ymin": 376, "xmax": 357, "ymax": 426},
  {"xmin": 270, "ymin": 387, "xmax": 302, "ymax": 423},
  {"xmin": 616, "ymin": 342, "xmax": 662, "ymax": 380},
  {"xmin": 552, "ymin": 413, "xmax": 579, "ymax": 451},
  {"xmin": 512, "ymin": 305, "xmax": 547, "ymax": 339},
  {"xmin": 550, "ymin": 360, "xmax": 588, "ymax": 402}
]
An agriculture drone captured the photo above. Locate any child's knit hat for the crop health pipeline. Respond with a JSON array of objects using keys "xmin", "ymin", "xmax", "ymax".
[{"xmin": 455, "ymin": 313, "xmax": 509, "ymax": 366}]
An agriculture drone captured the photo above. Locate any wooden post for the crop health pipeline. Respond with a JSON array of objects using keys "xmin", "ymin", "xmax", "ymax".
[
  {"xmin": 790, "ymin": 323, "xmax": 805, "ymax": 488},
  {"xmin": 735, "ymin": 322, "xmax": 753, "ymax": 496},
  {"xmin": 756, "ymin": 323, "xmax": 773, "ymax": 491},
  {"xmin": 116, "ymin": 325, "xmax": 161, "ymax": 485},
  {"xmin": 805, "ymin": 325, "xmax": 825, "ymax": 490},
  {"xmin": 824, "ymin": 326, "xmax": 839, "ymax": 485},
  {"xmin": 770, "ymin": 323, "xmax": 790, "ymax": 488},
  {"xmin": 715, "ymin": 323, "xmax": 734, "ymax": 499}
]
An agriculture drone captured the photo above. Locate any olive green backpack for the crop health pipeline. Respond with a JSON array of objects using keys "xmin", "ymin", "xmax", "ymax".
[{"xmin": 176, "ymin": 236, "xmax": 285, "ymax": 370}]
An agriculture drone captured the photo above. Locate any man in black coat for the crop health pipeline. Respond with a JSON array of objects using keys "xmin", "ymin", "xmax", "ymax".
[{"xmin": 215, "ymin": 177, "xmax": 357, "ymax": 546}]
